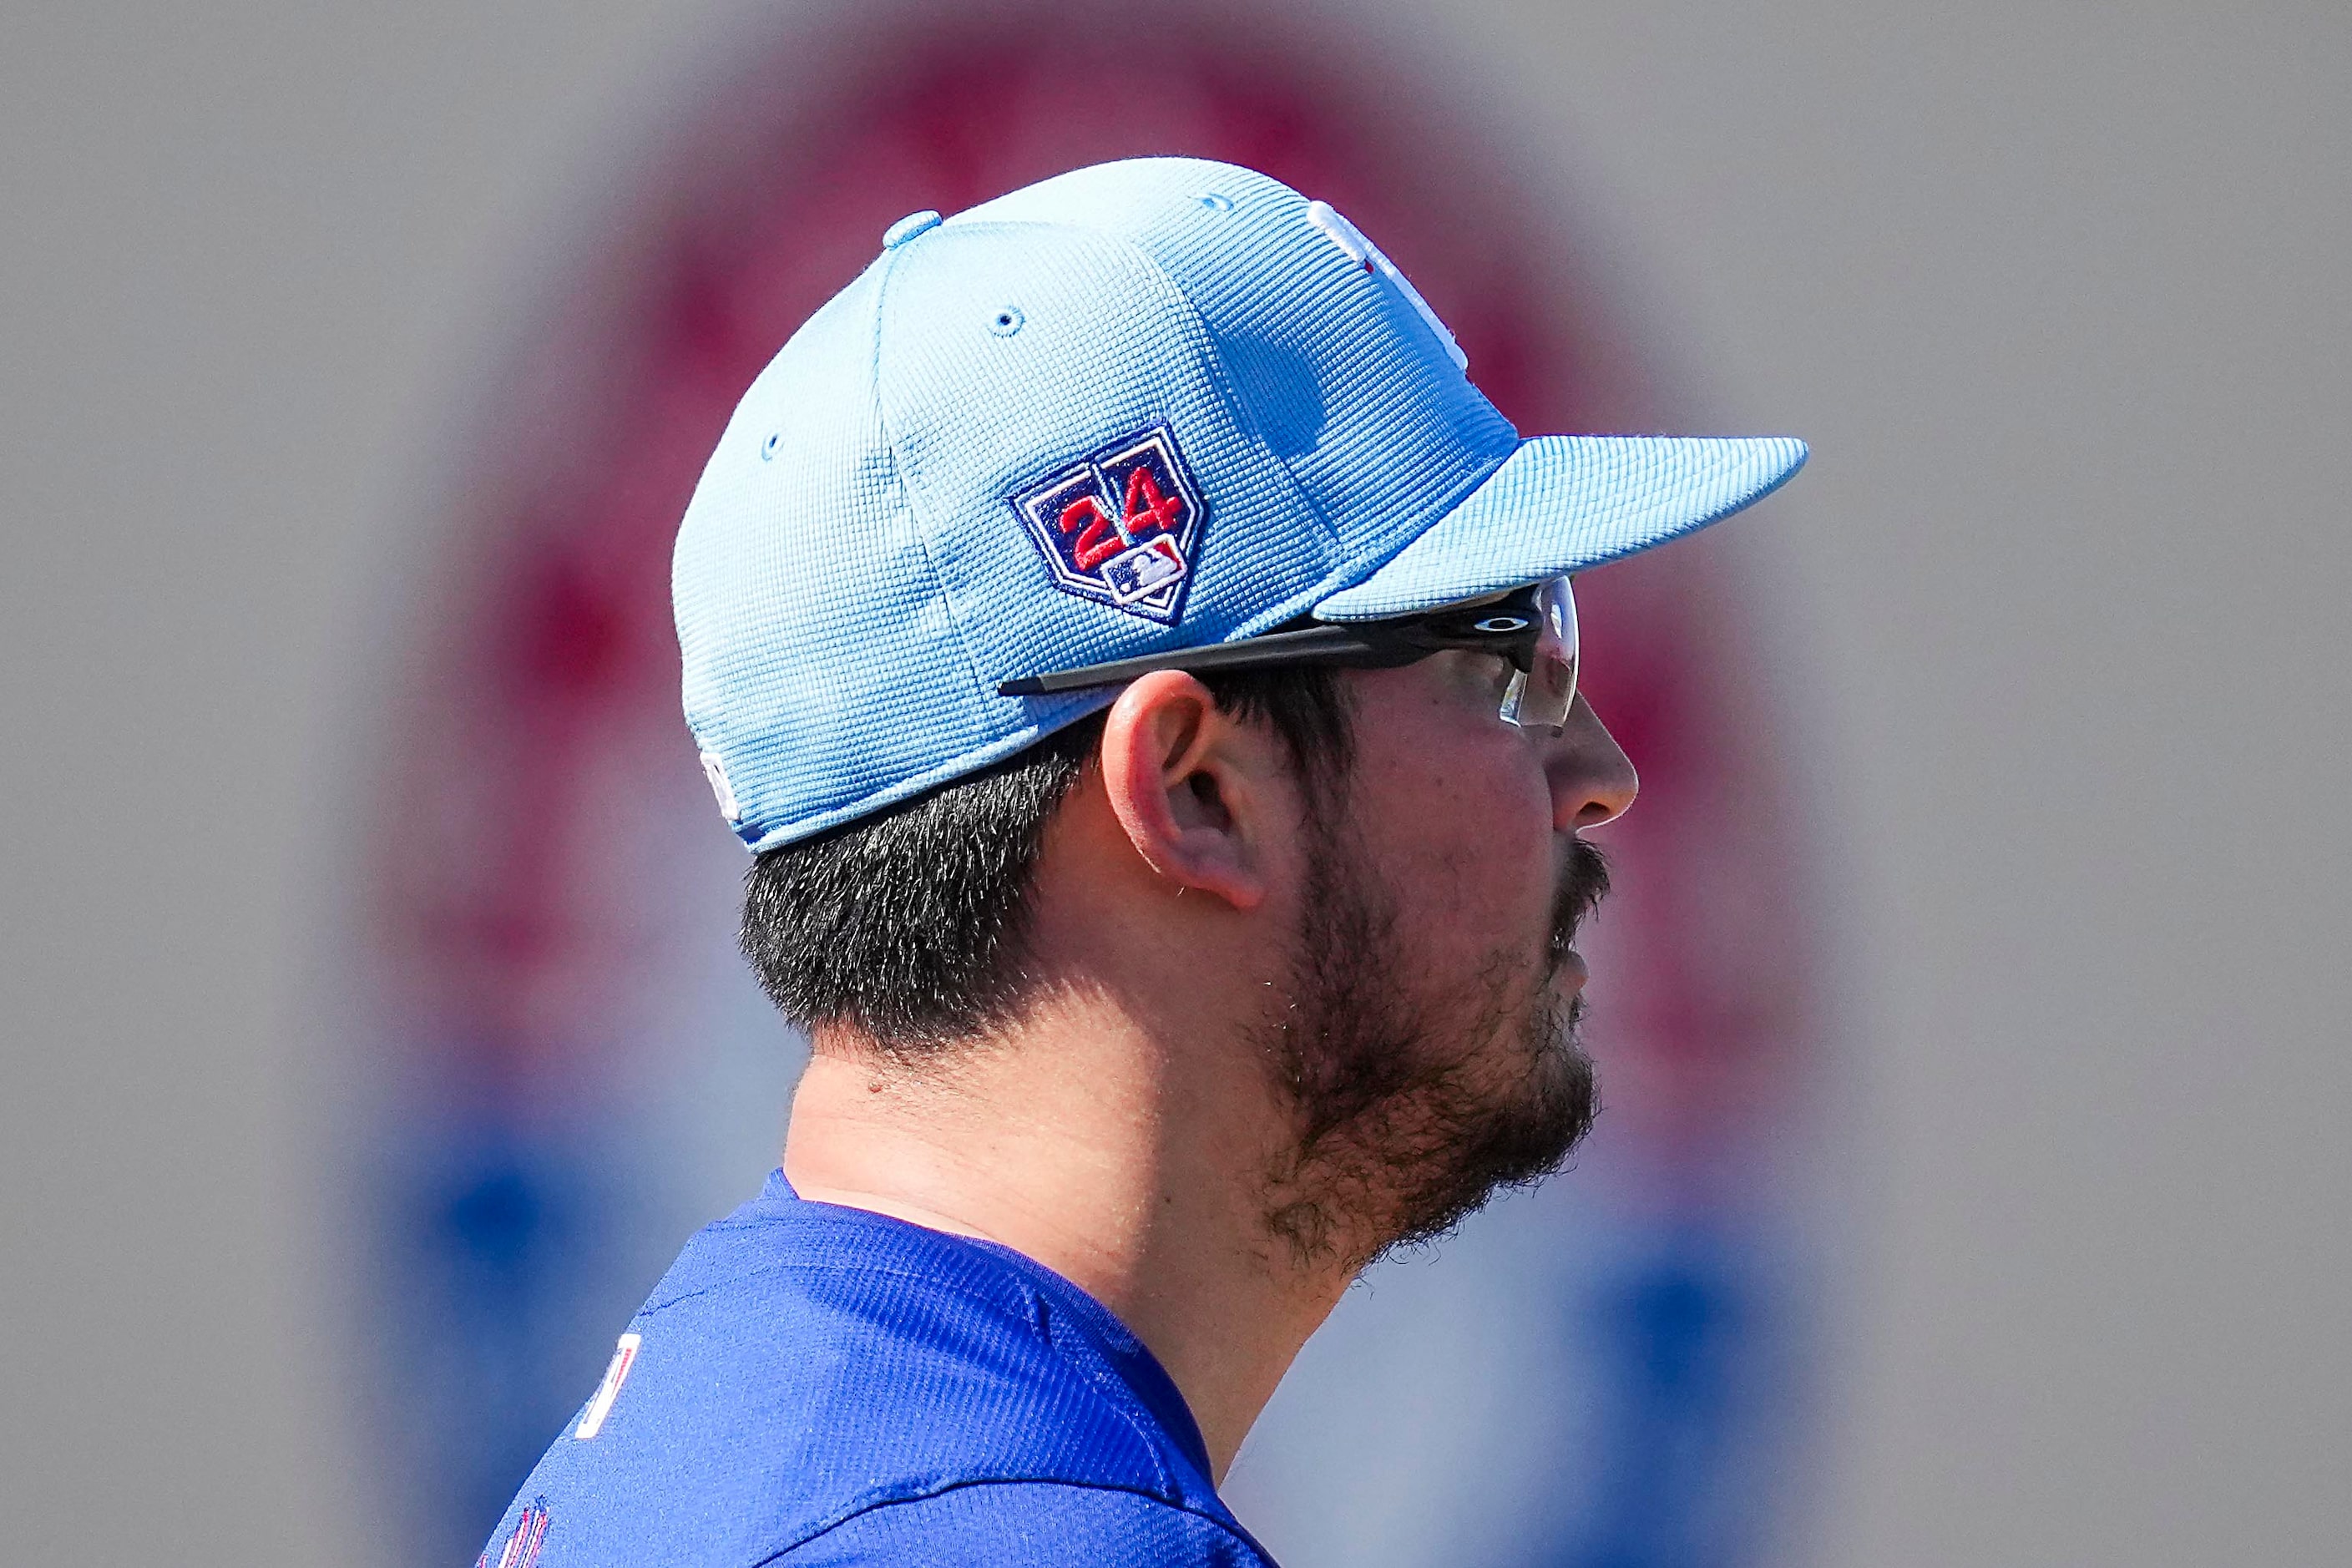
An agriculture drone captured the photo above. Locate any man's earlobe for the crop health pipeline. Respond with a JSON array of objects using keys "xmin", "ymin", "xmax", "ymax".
[{"xmin": 1097, "ymin": 671, "xmax": 1268, "ymax": 911}]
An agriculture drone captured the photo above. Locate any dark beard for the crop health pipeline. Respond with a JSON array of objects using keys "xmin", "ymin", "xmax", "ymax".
[{"xmin": 1255, "ymin": 824, "xmax": 1608, "ymax": 1272}]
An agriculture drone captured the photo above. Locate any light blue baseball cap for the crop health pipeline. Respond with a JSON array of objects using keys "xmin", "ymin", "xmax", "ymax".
[{"xmin": 673, "ymin": 156, "xmax": 1805, "ymax": 851}]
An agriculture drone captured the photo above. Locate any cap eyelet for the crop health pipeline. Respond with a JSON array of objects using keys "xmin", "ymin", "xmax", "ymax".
[
  {"xmin": 759, "ymin": 432, "xmax": 780, "ymax": 461},
  {"xmin": 1196, "ymin": 191, "xmax": 1235, "ymax": 212},
  {"xmin": 989, "ymin": 306, "xmax": 1025, "ymax": 336}
]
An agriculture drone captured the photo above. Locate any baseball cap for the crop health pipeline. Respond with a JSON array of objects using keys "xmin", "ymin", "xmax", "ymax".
[{"xmin": 672, "ymin": 156, "xmax": 1805, "ymax": 851}]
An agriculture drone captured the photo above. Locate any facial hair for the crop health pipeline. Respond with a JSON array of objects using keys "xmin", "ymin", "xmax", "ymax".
[{"xmin": 1255, "ymin": 823, "xmax": 1610, "ymax": 1273}]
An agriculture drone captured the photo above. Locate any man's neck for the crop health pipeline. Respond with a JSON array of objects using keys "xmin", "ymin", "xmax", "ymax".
[{"xmin": 781, "ymin": 989, "xmax": 1352, "ymax": 1485}]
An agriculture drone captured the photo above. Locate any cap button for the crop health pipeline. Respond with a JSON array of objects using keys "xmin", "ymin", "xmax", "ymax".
[{"xmin": 882, "ymin": 210, "xmax": 943, "ymax": 249}]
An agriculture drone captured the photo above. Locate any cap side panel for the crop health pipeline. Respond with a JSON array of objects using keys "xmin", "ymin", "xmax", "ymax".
[
  {"xmin": 1074, "ymin": 161, "xmax": 1520, "ymax": 560},
  {"xmin": 876, "ymin": 221, "xmax": 1334, "ymax": 701},
  {"xmin": 954, "ymin": 157, "xmax": 1521, "ymax": 630},
  {"xmin": 865, "ymin": 239, "xmax": 999, "ymax": 730},
  {"xmin": 674, "ymin": 259, "xmax": 1000, "ymax": 847}
]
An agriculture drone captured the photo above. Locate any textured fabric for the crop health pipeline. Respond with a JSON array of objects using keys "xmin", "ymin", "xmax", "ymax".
[
  {"xmin": 1315, "ymin": 434, "xmax": 1810, "ymax": 620},
  {"xmin": 786, "ymin": 1483, "xmax": 1272, "ymax": 1567},
  {"xmin": 670, "ymin": 156, "xmax": 1807, "ymax": 849},
  {"xmin": 474, "ymin": 1173, "xmax": 1276, "ymax": 1568}
]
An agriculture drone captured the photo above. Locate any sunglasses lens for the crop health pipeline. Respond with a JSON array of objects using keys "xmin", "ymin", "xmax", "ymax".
[{"xmin": 1498, "ymin": 577, "xmax": 1577, "ymax": 732}]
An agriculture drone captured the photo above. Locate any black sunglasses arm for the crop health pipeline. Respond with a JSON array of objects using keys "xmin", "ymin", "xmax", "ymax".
[
  {"xmin": 994, "ymin": 598, "xmax": 1545, "ymax": 697},
  {"xmin": 996, "ymin": 624, "xmax": 1392, "ymax": 696}
]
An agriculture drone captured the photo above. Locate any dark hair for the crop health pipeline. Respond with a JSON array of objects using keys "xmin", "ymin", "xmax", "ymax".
[{"xmin": 741, "ymin": 668, "xmax": 1353, "ymax": 1049}]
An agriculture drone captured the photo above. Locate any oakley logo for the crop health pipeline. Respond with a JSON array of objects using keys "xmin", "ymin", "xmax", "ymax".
[{"xmin": 1009, "ymin": 424, "xmax": 1207, "ymax": 625}]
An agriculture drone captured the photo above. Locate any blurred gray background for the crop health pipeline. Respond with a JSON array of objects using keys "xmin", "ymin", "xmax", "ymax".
[{"xmin": 6, "ymin": 1, "xmax": 2346, "ymax": 1563}]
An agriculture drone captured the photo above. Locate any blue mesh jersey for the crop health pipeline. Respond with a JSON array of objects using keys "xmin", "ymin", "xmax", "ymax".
[{"xmin": 474, "ymin": 1172, "xmax": 1278, "ymax": 1566}]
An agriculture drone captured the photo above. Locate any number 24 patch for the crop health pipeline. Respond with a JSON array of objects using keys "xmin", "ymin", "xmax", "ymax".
[{"xmin": 1009, "ymin": 424, "xmax": 1209, "ymax": 625}]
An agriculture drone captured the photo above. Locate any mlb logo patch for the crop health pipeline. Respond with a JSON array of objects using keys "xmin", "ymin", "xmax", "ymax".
[{"xmin": 1009, "ymin": 424, "xmax": 1208, "ymax": 625}]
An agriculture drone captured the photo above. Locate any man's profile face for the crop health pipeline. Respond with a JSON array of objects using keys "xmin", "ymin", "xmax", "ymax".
[{"xmin": 1256, "ymin": 649, "xmax": 1636, "ymax": 1268}]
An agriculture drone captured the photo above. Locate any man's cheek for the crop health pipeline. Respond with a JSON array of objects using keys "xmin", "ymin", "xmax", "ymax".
[
  {"xmin": 1388, "ymin": 826, "xmax": 1540, "ymax": 972},
  {"xmin": 1356, "ymin": 714, "xmax": 1550, "ymax": 956},
  {"xmin": 1424, "ymin": 771, "xmax": 1555, "ymax": 932}
]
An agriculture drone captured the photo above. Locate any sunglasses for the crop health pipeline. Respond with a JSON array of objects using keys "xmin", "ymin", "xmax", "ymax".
[{"xmin": 998, "ymin": 576, "xmax": 1579, "ymax": 735}]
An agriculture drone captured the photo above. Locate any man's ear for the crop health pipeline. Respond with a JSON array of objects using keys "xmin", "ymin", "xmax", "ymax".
[{"xmin": 1095, "ymin": 670, "xmax": 1274, "ymax": 911}]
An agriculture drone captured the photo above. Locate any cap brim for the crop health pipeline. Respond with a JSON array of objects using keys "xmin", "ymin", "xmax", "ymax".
[{"xmin": 1312, "ymin": 434, "xmax": 1807, "ymax": 622}]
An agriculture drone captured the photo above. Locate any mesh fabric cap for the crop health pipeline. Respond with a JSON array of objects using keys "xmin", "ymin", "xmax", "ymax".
[{"xmin": 672, "ymin": 157, "xmax": 1806, "ymax": 851}]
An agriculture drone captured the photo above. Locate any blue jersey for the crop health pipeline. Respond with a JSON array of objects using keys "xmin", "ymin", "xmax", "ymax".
[{"xmin": 477, "ymin": 1171, "xmax": 1278, "ymax": 1566}]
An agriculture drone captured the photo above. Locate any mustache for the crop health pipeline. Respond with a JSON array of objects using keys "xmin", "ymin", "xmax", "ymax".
[{"xmin": 1548, "ymin": 837, "xmax": 1612, "ymax": 963}]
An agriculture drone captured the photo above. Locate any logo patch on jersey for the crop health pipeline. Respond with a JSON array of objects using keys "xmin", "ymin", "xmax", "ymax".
[
  {"xmin": 478, "ymin": 1501, "xmax": 550, "ymax": 1568},
  {"xmin": 573, "ymin": 1331, "xmax": 640, "ymax": 1440},
  {"xmin": 1009, "ymin": 424, "xmax": 1208, "ymax": 625}
]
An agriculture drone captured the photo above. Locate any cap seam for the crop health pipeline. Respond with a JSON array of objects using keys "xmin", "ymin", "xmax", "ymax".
[
  {"xmin": 1110, "ymin": 229, "xmax": 1344, "ymax": 554},
  {"xmin": 1228, "ymin": 437, "xmax": 1515, "ymax": 637},
  {"xmin": 867, "ymin": 240, "xmax": 999, "ymax": 728},
  {"xmin": 924, "ymin": 219, "xmax": 1343, "ymax": 565}
]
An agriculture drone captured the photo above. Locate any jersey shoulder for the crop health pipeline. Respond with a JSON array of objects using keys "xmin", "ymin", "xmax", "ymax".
[
  {"xmin": 784, "ymin": 1480, "xmax": 1277, "ymax": 1567},
  {"xmin": 480, "ymin": 1191, "xmax": 1226, "ymax": 1568}
]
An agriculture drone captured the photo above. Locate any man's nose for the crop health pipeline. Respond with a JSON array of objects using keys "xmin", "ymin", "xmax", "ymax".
[{"xmin": 1548, "ymin": 695, "xmax": 1639, "ymax": 832}]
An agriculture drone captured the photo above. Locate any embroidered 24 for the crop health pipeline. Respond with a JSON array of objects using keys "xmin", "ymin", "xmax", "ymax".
[{"xmin": 1009, "ymin": 424, "xmax": 1209, "ymax": 625}]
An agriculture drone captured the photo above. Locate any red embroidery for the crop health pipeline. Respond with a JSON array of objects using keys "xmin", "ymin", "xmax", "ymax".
[
  {"xmin": 1121, "ymin": 462, "xmax": 1183, "ymax": 536},
  {"xmin": 1060, "ymin": 495, "xmax": 1124, "ymax": 571},
  {"xmin": 1011, "ymin": 425, "xmax": 1207, "ymax": 625},
  {"xmin": 489, "ymin": 1503, "xmax": 551, "ymax": 1568}
]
